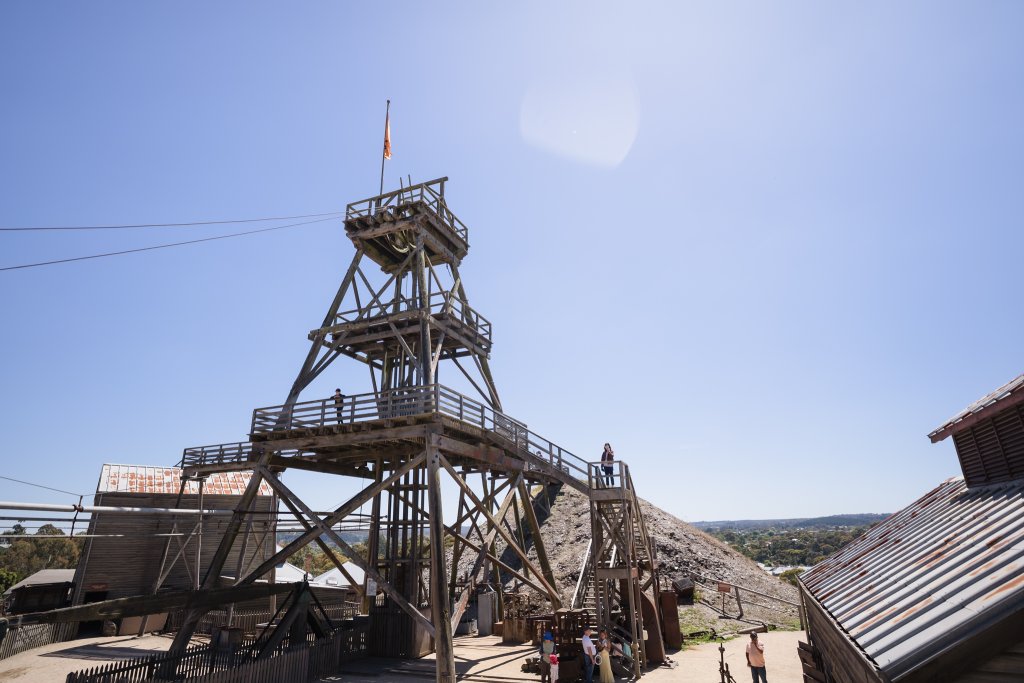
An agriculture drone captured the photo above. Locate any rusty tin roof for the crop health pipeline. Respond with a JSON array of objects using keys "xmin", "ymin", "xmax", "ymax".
[
  {"xmin": 929, "ymin": 372, "xmax": 1024, "ymax": 443},
  {"xmin": 800, "ymin": 476, "xmax": 1024, "ymax": 680},
  {"xmin": 97, "ymin": 464, "xmax": 273, "ymax": 496}
]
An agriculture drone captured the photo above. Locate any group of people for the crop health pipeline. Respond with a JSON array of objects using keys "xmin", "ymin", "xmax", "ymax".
[
  {"xmin": 538, "ymin": 627, "xmax": 767, "ymax": 683},
  {"xmin": 540, "ymin": 626, "xmax": 628, "ymax": 683}
]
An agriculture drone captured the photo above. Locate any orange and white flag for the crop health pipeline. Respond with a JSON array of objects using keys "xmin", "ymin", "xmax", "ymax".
[{"xmin": 383, "ymin": 110, "xmax": 392, "ymax": 160}]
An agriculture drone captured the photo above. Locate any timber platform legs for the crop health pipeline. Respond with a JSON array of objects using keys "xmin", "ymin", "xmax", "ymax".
[{"xmin": 427, "ymin": 440, "xmax": 456, "ymax": 683}]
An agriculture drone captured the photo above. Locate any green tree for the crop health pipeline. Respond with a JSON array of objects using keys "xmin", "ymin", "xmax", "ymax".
[
  {"xmin": 779, "ymin": 568, "xmax": 805, "ymax": 586},
  {"xmin": 0, "ymin": 525, "xmax": 82, "ymax": 581},
  {"xmin": 0, "ymin": 567, "xmax": 19, "ymax": 594}
]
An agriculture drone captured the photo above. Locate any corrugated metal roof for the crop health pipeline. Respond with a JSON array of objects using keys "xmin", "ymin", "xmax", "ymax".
[
  {"xmin": 274, "ymin": 562, "xmax": 310, "ymax": 584},
  {"xmin": 800, "ymin": 476, "xmax": 1024, "ymax": 681},
  {"xmin": 2, "ymin": 569, "xmax": 75, "ymax": 596},
  {"xmin": 97, "ymin": 464, "xmax": 273, "ymax": 496},
  {"xmin": 929, "ymin": 372, "xmax": 1024, "ymax": 442},
  {"xmin": 312, "ymin": 563, "xmax": 365, "ymax": 588}
]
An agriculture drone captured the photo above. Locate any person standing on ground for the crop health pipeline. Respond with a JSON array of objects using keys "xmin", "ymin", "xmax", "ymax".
[
  {"xmin": 582, "ymin": 627, "xmax": 596, "ymax": 683},
  {"xmin": 549, "ymin": 654, "xmax": 559, "ymax": 683},
  {"xmin": 540, "ymin": 631, "xmax": 555, "ymax": 683},
  {"xmin": 597, "ymin": 629, "xmax": 614, "ymax": 683},
  {"xmin": 333, "ymin": 388, "xmax": 345, "ymax": 424},
  {"xmin": 746, "ymin": 632, "xmax": 767, "ymax": 683},
  {"xmin": 601, "ymin": 443, "xmax": 615, "ymax": 486}
]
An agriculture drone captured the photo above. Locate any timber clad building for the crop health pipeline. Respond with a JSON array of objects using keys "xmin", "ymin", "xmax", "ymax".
[
  {"xmin": 71, "ymin": 465, "xmax": 275, "ymax": 633},
  {"xmin": 798, "ymin": 373, "xmax": 1024, "ymax": 682}
]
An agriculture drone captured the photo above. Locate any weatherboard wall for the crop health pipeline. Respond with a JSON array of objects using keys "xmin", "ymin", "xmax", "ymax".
[{"xmin": 72, "ymin": 490, "xmax": 275, "ymax": 604}]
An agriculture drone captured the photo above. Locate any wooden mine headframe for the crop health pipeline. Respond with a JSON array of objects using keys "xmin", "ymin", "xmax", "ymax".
[
  {"xmin": 15, "ymin": 178, "xmax": 666, "ymax": 682},
  {"xmin": 170, "ymin": 178, "xmax": 596, "ymax": 683}
]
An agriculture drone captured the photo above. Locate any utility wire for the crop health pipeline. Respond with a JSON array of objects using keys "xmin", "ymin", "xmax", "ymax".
[
  {"xmin": 0, "ymin": 215, "xmax": 340, "ymax": 272},
  {"xmin": 0, "ymin": 475, "xmax": 85, "ymax": 498},
  {"xmin": 0, "ymin": 210, "xmax": 343, "ymax": 232}
]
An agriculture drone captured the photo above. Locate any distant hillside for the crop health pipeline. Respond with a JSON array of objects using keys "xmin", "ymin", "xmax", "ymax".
[{"xmin": 692, "ymin": 513, "xmax": 889, "ymax": 531}]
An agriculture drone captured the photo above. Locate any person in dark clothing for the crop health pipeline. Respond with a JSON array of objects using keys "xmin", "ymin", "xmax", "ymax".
[
  {"xmin": 601, "ymin": 443, "xmax": 615, "ymax": 486},
  {"xmin": 333, "ymin": 388, "xmax": 346, "ymax": 424}
]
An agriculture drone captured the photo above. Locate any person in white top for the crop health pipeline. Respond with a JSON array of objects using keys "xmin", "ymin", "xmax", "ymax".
[{"xmin": 581, "ymin": 627, "xmax": 596, "ymax": 683}]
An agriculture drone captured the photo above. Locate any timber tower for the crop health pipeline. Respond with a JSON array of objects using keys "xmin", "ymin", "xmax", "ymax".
[{"xmin": 165, "ymin": 178, "xmax": 665, "ymax": 682}]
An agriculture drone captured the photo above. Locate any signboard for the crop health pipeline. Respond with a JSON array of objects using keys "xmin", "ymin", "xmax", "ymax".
[{"xmin": 717, "ymin": 582, "xmax": 732, "ymax": 593}]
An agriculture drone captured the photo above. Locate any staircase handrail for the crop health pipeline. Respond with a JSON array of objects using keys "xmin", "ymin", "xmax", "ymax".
[{"xmin": 571, "ymin": 538, "xmax": 594, "ymax": 610}]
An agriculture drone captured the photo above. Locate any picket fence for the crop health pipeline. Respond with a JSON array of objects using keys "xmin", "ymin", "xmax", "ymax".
[
  {"xmin": 64, "ymin": 625, "xmax": 368, "ymax": 683},
  {"xmin": 0, "ymin": 621, "xmax": 76, "ymax": 661}
]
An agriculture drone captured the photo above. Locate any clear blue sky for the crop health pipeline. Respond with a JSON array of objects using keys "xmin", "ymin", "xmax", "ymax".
[{"xmin": 1, "ymin": 2, "xmax": 1022, "ymax": 523}]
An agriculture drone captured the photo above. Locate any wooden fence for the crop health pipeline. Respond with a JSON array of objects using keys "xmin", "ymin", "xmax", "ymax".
[
  {"xmin": 0, "ymin": 621, "xmax": 76, "ymax": 661},
  {"xmin": 187, "ymin": 648, "xmax": 308, "ymax": 683},
  {"xmin": 65, "ymin": 626, "xmax": 368, "ymax": 683},
  {"xmin": 165, "ymin": 603, "xmax": 357, "ymax": 636}
]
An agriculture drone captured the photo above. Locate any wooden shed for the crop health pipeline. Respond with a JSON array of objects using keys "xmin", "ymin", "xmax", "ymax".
[
  {"xmin": 3, "ymin": 569, "xmax": 75, "ymax": 615},
  {"xmin": 70, "ymin": 464, "xmax": 276, "ymax": 634},
  {"xmin": 798, "ymin": 373, "xmax": 1024, "ymax": 682}
]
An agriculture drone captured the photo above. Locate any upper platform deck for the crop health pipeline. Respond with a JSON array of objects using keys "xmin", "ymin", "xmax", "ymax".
[
  {"xmin": 311, "ymin": 290, "xmax": 492, "ymax": 359},
  {"xmin": 179, "ymin": 385, "xmax": 589, "ymax": 491},
  {"xmin": 345, "ymin": 178, "xmax": 469, "ymax": 272}
]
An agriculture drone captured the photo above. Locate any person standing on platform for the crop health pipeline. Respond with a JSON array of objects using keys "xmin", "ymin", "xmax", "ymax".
[
  {"xmin": 601, "ymin": 443, "xmax": 615, "ymax": 486},
  {"xmin": 333, "ymin": 388, "xmax": 345, "ymax": 424},
  {"xmin": 582, "ymin": 627, "xmax": 596, "ymax": 683},
  {"xmin": 746, "ymin": 632, "xmax": 767, "ymax": 683}
]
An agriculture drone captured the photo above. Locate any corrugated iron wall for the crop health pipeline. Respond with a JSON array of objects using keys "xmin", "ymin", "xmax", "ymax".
[{"xmin": 952, "ymin": 403, "xmax": 1024, "ymax": 486}]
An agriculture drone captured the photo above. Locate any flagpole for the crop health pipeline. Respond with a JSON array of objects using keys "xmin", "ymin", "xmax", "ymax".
[{"xmin": 379, "ymin": 99, "xmax": 390, "ymax": 197}]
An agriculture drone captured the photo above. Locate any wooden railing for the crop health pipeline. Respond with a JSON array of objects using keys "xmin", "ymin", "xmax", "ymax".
[
  {"xmin": 249, "ymin": 384, "xmax": 590, "ymax": 482},
  {"xmin": 571, "ymin": 538, "xmax": 594, "ymax": 610},
  {"xmin": 331, "ymin": 291, "xmax": 492, "ymax": 343},
  {"xmin": 345, "ymin": 177, "xmax": 468, "ymax": 242}
]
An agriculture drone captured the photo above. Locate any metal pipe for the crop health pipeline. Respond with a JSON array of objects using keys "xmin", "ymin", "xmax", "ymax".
[{"xmin": 0, "ymin": 501, "xmax": 234, "ymax": 515}]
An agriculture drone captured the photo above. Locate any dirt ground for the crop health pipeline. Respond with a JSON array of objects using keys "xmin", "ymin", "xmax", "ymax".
[
  {"xmin": 0, "ymin": 634, "xmax": 798, "ymax": 683},
  {"xmin": 0, "ymin": 632, "xmax": 805, "ymax": 682},
  {"xmin": 0, "ymin": 633, "xmax": 202, "ymax": 682},
  {"xmin": 320, "ymin": 633, "xmax": 807, "ymax": 682}
]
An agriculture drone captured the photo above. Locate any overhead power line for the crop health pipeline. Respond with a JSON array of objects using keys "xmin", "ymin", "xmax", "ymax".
[
  {"xmin": 0, "ymin": 210, "xmax": 343, "ymax": 231},
  {"xmin": 0, "ymin": 215, "xmax": 340, "ymax": 272},
  {"xmin": 0, "ymin": 475, "xmax": 84, "ymax": 497}
]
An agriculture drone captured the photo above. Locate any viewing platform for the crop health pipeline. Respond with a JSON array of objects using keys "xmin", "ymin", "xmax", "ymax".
[
  {"xmin": 345, "ymin": 177, "xmax": 469, "ymax": 271},
  {"xmin": 180, "ymin": 385, "xmax": 588, "ymax": 490},
  {"xmin": 312, "ymin": 290, "xmax": 492, "ymax": 359}
]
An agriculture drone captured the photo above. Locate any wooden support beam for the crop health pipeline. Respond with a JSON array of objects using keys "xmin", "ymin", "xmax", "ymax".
[
  {"xmin": 256, "ymin": 586, "xmax": 311, "ymax": 659},
  {"xmin": 170, "ymin": 449, "xmax": 271, "ymax": 655},
  {"xmin": 22, "ymin": 582, "xmax": 296, "ymax": 624},
  {"xmin": 517, "ymin": 481, "xmax": 557, "ymax": 591},
  {"xmin": 449, "ymin": 473, "xmax": 522, "ymax": 630},
  {"xmin": 426, "ymin": 443, "xmax": 456, "ymax": 683},
  {"xmin": 440, "ymin": 454, "xmax": 561, "ymax": 606},
  {"xmin": 445, "ymin": 528, "xmax": 548, "ymax": 596},
  {"xmin": 272, "ymin": 476, "xmax": 365, "ymax": 600},
  {"xmin": 258, "ymin": 465, "xmax": 435, "ymax": 637},
  {"xmin": 240, "ymin": 453, "xmax": 425, "ymax": 582}
]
